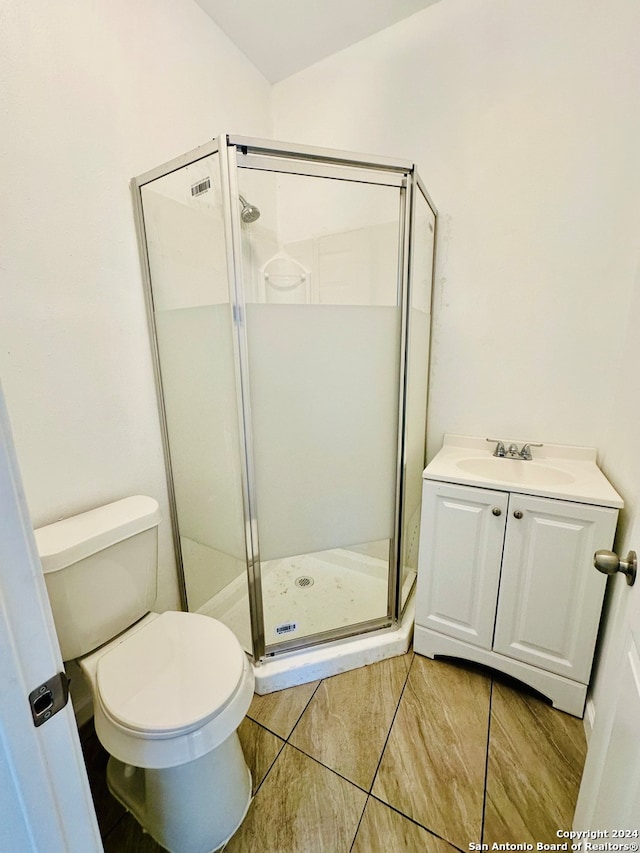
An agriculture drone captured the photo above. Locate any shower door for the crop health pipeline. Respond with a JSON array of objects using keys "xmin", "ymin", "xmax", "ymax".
[{"xmin": 226, "ymin": 141, "xmax": 410, "ymax": 657}]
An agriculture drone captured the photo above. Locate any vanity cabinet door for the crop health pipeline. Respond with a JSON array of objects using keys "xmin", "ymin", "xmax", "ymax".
[
  {"xmin": 493, "ymin": 495, "xmax": 617, "ymax": 683},
  {"xmin": 416, "ymin": 482, "xmax": 508, "ymax": 650}
]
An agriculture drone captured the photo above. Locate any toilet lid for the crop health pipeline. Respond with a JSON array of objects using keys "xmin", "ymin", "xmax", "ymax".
[{"xmin": 96, "ymin": 612, "xmax": 246, "ymax": 735}]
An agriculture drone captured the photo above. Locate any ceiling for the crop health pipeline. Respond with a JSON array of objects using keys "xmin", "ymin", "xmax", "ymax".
[{"xmin": 193, "ymin": 0, "xmax": 441, "ymax": 83}]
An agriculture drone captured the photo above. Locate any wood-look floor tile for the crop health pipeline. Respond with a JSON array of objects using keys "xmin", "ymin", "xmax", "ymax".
[
  {"xmin": 247, "ymin": 680, "xmax": 319, "ymax": 739},
  {"xmin": 225, "ymin": 744, "xmax": 367, "ymax": 853},
  {"xmin": 289, "ymin": 653, "xmax": 412, "ymax": 790},
  {"xmin": 353, "ymin": 796, "xmax": 460, "ymax": 853},
  {"xmin": 372, "ymin": 656, "xmax": 491, "ymax": 850},
  {"xmin": 483, "ymin": 681, "xmax": 587, "ymax": 843},
  {"xmin": 103, "ymin": 814, "xmax": 166, "ymax": 853},
  {"xmin": 237, "ymin": 717, "xmax": 284, "ymax": 794}
]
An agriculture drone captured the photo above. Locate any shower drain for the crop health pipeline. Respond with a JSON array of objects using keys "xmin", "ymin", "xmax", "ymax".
[{"xmin": 294, "ymin": 576, "xmax": 314, "ymax": 588}]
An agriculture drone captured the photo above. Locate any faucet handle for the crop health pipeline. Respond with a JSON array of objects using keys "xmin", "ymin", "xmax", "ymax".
[
  {"xmin": 520, "ymin": 442, "xmax": 543, "ymax": 460},
  {"xmin": 486, "ymin": 438, "xmax": 506, "ymax": 457}
]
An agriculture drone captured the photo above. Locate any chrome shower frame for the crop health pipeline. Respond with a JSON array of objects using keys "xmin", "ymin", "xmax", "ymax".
[{"xmin": 131, "ymin": 133, "xmax": 438, "ymax": 667}]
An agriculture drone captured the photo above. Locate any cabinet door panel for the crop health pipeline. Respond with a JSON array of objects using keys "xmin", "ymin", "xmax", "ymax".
[
  {"xmin": 416, "ymin": 482, "xmax": 508, "ymax": 649},
  {"xmin": 493, "ymin": 495, "xmax": 617, "ymax": 682}
]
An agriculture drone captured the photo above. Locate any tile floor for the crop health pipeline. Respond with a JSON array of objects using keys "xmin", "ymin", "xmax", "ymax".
[{"xmin": 81, "ymin": 650, "xmax": 587, "ymax": 852}]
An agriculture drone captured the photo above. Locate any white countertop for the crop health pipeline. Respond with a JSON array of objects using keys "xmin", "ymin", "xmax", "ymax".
[{"xmin": 424, "ymin": 435, "xmax": 623, "ymax": 509}]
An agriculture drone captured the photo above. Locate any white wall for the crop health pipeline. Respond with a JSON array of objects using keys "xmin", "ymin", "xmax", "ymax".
[
  {"xmin": 0, "ymin": 0, "xmax": 271, "ymax": 610},
  {"xmin": 273, "ymin": 0, "xmax": 640, "ymax": 461}
]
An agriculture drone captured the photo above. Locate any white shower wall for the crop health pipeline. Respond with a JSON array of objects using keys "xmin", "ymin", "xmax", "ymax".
[{"xmin": 239, "ymin": 166, "xmax": 403, "ymax": 308}]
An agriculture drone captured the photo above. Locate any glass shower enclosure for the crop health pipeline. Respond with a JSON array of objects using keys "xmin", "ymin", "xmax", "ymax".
[{"xmin": 132, "ymin": 134, "xmax": 436, "ymax": 676}]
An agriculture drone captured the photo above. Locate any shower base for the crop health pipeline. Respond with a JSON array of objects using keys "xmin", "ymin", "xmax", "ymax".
[{"xmin": 198, "ymin": 548, "xmax": 415, "ymax": 694}]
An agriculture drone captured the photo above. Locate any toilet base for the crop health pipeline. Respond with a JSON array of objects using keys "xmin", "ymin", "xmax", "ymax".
[{"xmin": 107, "ymin": 731, "xmax": 252, "ymax": 853}]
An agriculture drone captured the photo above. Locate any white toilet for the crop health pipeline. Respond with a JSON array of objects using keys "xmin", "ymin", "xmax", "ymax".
[{"xmin": 35, "ymin": 495, "xmax": 254, "ymax": 853}]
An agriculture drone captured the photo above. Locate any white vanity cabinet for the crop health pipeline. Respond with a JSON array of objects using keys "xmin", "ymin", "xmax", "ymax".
[
  {"xmin": 415, "ymin": 483, "xmax": 509, "ymax": 652},
  {"xmin": 414, "ymin": 440, "xmax": 622, "ymax": 717}
]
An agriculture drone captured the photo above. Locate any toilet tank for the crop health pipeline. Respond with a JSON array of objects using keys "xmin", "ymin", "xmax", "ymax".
[{"xmin": 35, "ymin": 496, "xmax": 161, "ymax": 661}]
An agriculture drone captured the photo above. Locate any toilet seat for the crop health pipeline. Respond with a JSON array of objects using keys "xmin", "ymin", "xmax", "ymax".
[
  {"xmin": 80, "ymin": 611, "xmax": 255, "ymax": 769},
  {"xmin": 96, "ymin": 611, "xmax": 244, "ymax": 736}
]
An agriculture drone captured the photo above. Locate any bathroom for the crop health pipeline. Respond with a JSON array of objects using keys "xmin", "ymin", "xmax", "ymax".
[{"xmin": 1, "ymin": 0, "xmax": 639, "ymax": 849}]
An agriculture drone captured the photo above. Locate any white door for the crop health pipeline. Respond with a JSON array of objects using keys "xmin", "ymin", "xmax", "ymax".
[
  {"xmin": 415, "ymin": 481, "xmax": 508, "ymax": 649},
  {"xmin": 0, "ymin": 384, "xmax": 103, "ymax": 852},
  {"xmin": 573, "ymin": 522, "xmax": 640, "ymax": 829},
  {"xmin": 493, "ymin": 495, "xmax": 617, "ymax": 683}
]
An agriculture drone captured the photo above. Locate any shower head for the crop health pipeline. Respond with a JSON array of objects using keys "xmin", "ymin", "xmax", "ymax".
[{"xmin": 239, "ymin": 194, "xmax": 260, "ymax": 224}]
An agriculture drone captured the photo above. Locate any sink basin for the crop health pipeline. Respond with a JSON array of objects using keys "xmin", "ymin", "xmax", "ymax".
[
  {"xmin": 456, "ymin": 457, "xmax": 576, "ymax": 487},
  {"xmin": 423, "ymin": 434, "xmax": 623, "ymax": 508}
]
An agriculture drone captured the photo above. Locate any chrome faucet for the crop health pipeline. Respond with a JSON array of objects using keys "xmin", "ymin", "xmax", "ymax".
[
  {"xmin": 486, "ymin": 439, "xmax": 506, "ymax": 457},
  {"xmin": 519, "ymin": 442, "xmax": 543, "ymax": 461},
  {"xmin": 486, "ymin": 439, "xmax": 543, "ymax": 460}
]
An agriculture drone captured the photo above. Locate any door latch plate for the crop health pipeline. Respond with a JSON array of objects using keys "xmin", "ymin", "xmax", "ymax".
[{"xmin": 29, "ymin": 672, "xmax": 70, "ymax": 727}]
